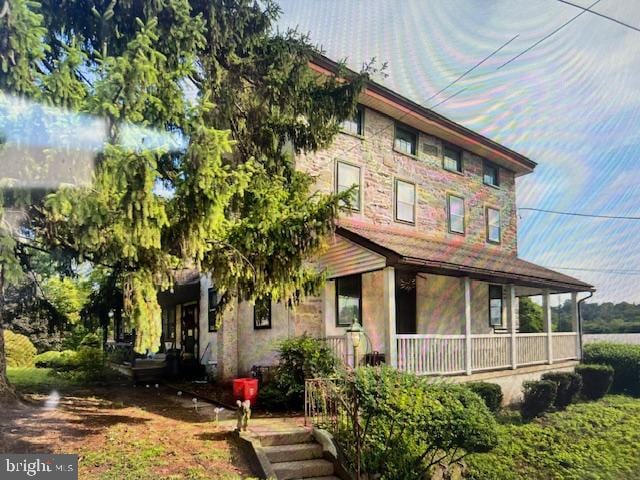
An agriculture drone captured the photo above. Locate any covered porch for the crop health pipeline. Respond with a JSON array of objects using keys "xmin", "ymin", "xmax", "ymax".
[{"xmin": 318, "ymin": 224, "xmax": 594, "ymax": 377}]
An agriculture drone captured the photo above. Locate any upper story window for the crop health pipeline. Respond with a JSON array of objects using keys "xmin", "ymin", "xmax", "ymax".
[
  {"xmin": 447, "ymin": 194, "xmax": 465, "ymax": 234},
  {"xmin": 336, "ymin": 161, "xmax": 361, "ymax": 211},
  {"xmin": 394, "ymin": 124, "xmax": 417, "ymax": 156},
  {"xmin": 254, "ymin": 296, "xmax": 272, "ymax": 329},
  {"xmin": 336, "ymin": 274, "xmax": 362, "ymax": 327},
  {"xmin": 395, "ymin": 179, "xmax": 416, "ymax": 224},
  {"xmin": 341, "ymin": 106, "xmax": 364, "ymax": 136},
  {"xmin": 443, "ymin": 144, "xmax": 462, "ymax": 173},
  {"xmin": 486, "ymin": 207, "xmax": 501, "ymax": 244},
  {"xmin": 483, "ymin": 160, "xmax": 499, "ymax": 187},
  {"xmin": 489, "ymin": 285, "xmax": 503, "ymax": 327}
]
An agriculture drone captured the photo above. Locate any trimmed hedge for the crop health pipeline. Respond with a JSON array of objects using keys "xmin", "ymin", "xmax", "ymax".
[
  {"xmin": 583, "ymin": 342, "xmax": 640, "ymax": 395},
  {"xmin": 467, "ymin": 382, "xmax": 503, "ymax": 413},
  {"xmin": 35, "ymin": 350, "xmax": 79, "ymax": 370},
  {"xmin": 4, "ymin": 330, "xmax": 37, "ymax": 367},
  {"xmin": 521, "ymin": 380, "xmax": 557, "ymax": 420},
  {"xmin": 575, "ymin": 364, "xmax": 613, "ymax": 400},
  {"xmin": 541, "ymin": 371, "xmax": 582, "ymax": 409}
]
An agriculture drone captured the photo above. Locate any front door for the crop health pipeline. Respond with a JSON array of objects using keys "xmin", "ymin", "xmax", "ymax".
[
  {"xmin": 181, "ymin": 304, "xmax": 198, "ymax": 361},
  {"xmin": 395, "ymin": 271, "xmax": 417, "ymax": 334}
]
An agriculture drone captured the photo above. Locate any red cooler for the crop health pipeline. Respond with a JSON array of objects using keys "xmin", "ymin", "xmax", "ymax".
[
  {"xmin": 243, "ymin": 378, "xmax": 259, "ymax": 406},
  {"xmin": 233, "ymin": 378, "xmax": 248, "ymax": 400}
]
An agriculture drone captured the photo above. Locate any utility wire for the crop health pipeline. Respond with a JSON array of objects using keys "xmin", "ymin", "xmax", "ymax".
[
  {"xmin": 519, "ymin": 207, "xmax": 640, "ymax": 220},
  {"xmin": 497, "ymin": 0, "xmax": 602, "ymax": 70},
  {"xmin": 556, "ymin": 0, "xmax": 640, "ymax": 33},
  {"xmin": 425, "ymin": 34, "xmax": 520, "ymax": 105},
  {"xmin": 543, "ymin": 266, "xmax": 640, "ymax": 275}
]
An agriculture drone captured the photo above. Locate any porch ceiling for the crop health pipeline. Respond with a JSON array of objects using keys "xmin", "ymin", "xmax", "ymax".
[{"xmin": 336, "ymin": 222, "xmax": 595, "ymax": 294}]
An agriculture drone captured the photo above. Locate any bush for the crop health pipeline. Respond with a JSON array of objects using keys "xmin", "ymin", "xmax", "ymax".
[
  {"xmin": 466, "ymin": 382, "xmax": 503, "ymax": 413},
  {"xmin": 332, "ymin": 367, "xmax": 498, "ymax": 479},
  {"xmin": 541, "ymin": 371, "xmax": 582, "ymax": 409},
  {"xmin": 575, "ymin": 364, "xmax": 613, "ymax": 400},
  {"xmin": 257, "ymin": 335, "xmax": 338, "ymax": 410},
  {"xmin": 521, "ymin": 380, "xmax": 557, "ymax": 420},
  {"xmin": 35, "ymin": 350, "xmax": 79, "ymax": 370},
  {"xmin": 583, "ymin": 342, "xmax": 640, "ymax": 395},
  {"xmin": 4, "ymin": 330, "xmax": 37, "ymax": 367}
]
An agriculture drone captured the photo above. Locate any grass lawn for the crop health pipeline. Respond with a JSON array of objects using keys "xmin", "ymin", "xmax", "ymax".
[
  {"xmin": 3, "ymin": 367, "xmax": 255, "ymax": 479},
  {"xmin": 466, "ymin": 395, "xmax": 640, "ymax": 480}
]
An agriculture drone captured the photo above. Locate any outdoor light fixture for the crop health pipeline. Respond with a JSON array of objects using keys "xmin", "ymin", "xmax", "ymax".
[{"xmin": 347, "ymin": 320, "xmax": 364, "ymax": 349}]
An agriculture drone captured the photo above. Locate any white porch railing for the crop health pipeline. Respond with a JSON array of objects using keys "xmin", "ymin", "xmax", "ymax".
[
  {"xmin": 396, "ymin": 334, "xmax": 466, "ymax": 375},
  {"xmin": 517, "ymin": 333, "xmax": 548, "ymax": 366},
  {"xmin": 396, "ymin": 332, "xmax": 579, "ymax": 376},
  {"xmin": 471, "ymin": 335, "xmax": 511, "ymax": 371},
  {"xmin": 553, "ymin": 332, "xmax": 579, "ymax": 361},
  {"xmin": 322, "ymin": 335, "xmax": 351, "ymax": 366}
]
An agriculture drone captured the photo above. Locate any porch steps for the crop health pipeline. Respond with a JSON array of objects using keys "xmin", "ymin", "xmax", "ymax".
[{"xmin": 254, "ymin": 428, "xmax": 338, "ymax": 480}]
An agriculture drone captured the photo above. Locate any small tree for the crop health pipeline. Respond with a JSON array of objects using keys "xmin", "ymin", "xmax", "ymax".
[{"xmin": 519, "ymin": 297, "xmax": 543, "ymax": 333}]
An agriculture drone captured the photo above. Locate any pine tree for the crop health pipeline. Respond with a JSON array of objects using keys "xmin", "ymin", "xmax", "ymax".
[{"xmin": 0, "ymin": 0, "xmax": 366, "ymax": 397}]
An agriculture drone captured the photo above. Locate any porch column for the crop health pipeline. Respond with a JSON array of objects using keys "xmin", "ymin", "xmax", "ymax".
[
  {"xmin": 543, "ymin": 290, "xmax": 553, "ymax": 365},
  {"xmin": 383, "ymin": 266, "xmax": 397, "ymax": 368},
  {"xmin": 508, "ymin": 284, "xmax": 518, "ymax": 369},
  {"xmin": 571, "ymin": 292, "xmax": 580, "ymax": 360},
  {"xmin": 464, "ymin": 277, "xmax": 472, "ymax": 375}
]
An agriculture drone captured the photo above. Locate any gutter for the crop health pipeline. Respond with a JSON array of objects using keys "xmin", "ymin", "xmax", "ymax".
[{"xmin": 577, "ymin": 291, "xmax": 594, "ymax": 359}]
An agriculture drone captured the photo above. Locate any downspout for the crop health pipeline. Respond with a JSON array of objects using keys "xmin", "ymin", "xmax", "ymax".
[{"xmin": 577, "ymin": 291, "xmax": 594, "ymax": 359}]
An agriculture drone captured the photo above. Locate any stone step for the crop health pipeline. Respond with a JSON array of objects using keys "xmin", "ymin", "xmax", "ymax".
[
  {"xmin": 257, "ymin": 429, "xmax": 313, "ymax": 446},
  {"xmin": 302, "ymin": 477, "xmax": 341, "ymax": 480},
  {"xmin": 263, "ymin": 443, "xmax": 323, "ymax": 463},
  {"xmin": 272, "ymin": 459, "xmax": 334, "ymax": 479}
]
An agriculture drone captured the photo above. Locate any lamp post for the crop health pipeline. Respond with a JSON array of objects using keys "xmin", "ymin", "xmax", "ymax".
[{"xmin": 347, "ymin": 320, "xmax": 363, "ymax": 369}]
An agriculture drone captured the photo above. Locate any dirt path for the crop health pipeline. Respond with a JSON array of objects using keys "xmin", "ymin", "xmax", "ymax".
[{"xmin": 0, "ymin": 385, "xmax": 255, "ymax": 479}]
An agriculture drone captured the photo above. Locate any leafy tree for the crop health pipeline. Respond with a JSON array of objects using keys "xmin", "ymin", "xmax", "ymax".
[
  {"xmin": 519, "ymin": 297, "xmax": 543, "ymax": 333},
  {"xmin": 0, "ymin": 0, "xmax": 366, "ymax": 399},
  {"xmin": 42, "ymin": 275, "xmax": 90, "ymax": 325}
]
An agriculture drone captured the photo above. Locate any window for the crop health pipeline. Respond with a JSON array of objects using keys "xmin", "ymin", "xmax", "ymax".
[
  {"xmin": 336, "ymin": 274, "xmax": 362, "ymax": 327},
  {"xmin": 208, "ymin": 288, "xmax": 220, "ymax": 332},
  {"xmin": 336, "ymin": 161, "xmax": 361, "ymax": 211},
  {"xmin": 341, "ymin": 106, "xmax": 364, "ymax": 136},
  {"xmin": 483, "ymin": 160, "xmax": 499, "ymax": 187},
  {"xmin": 486, "ymin": 207, "xmax": 501, "ymax": 244},
  {"xmin": 254, "ymin": 296, "xmax": 271, "ymax": 329},
  {"xmin": 394, "ymin": 124, "xmax": 417, "ymax": 156},
  {"xmin": 447, "ymin": 194, "xmax": 465, "ymax": 234},
  {"xmin": 443, "ymin": 144, "xmax": 462, "ymax": 173},
  {"xmin": 489, "ymin": 285, "xmax": 503, "ymax": 327},
  {"xmin": 395, "ymin": 179, "xmax": 416, "ymax": 224},
  {"xmin": 162, "ymin": 307, "xmax": 176, "ymax": 341}
]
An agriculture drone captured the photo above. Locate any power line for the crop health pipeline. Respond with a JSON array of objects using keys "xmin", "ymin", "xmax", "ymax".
[
  {"xmin": 556, "ymin": 0, "xmax": 640, "ymax": 33},
  {"xmin": 519, "ymin": 207, "xmax": 640, "ymax": 220},
  {"xmin": 430, "ymin": 87, "xmax": 467, "ymax": 109},
  {"xmin": 425, "ymin": 34, "xmax": 520, "ymax": 105},
  {"xmin": 543, "ymin": 266, "xmax": 640, "ymax": 275},
  {"xmin": 496, "ymin": 0, "xmax": 602, "ymax": 70}
]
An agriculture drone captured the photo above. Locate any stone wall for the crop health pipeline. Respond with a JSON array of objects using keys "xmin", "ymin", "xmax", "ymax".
[{"xmin": 297, "ymin": 107, "xmax": 518, "ymax": 255}]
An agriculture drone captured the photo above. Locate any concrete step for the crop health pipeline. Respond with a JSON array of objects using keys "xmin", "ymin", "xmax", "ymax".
[
  {"xmin": 302, "ymin": 477, "xmax": 341, "ymax": 480},
  {"xmin": 263, "ymin": 443, "xmax": 323, "ymax": 463},
  {"xmin": 257, "ymin": 429, "xmax": 313, "ymax": 446},
  {"xmin": 272, "ymin": 459, "xmax": 334, "ymax": 479}
]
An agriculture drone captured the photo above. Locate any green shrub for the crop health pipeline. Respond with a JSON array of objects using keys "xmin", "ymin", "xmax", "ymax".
[
  {"xmin": 576, "ymin": 364, "xmax": 613, "ymax": 400},
  {"xmin": 583, "ymin": 342, "xmax": 640, "ymax": 395},
  {"xmin": 4, "ymin": 330, "xmax": 37, "ymax": 367},
  {"xmin": 332, "ymin": 367, "xmax": 498, "ymax": 479},
  {"xmin": 79, "ymin": 332, "xmax": 102, "ymax": 349},
  {"xmin": 35, "ymin": 350, "xmax": 79, "ymax": 370},
  {"xmin": 258, "ymin": 335, "xmax": 338, "ymax": 410},
  {"xmin": 466, "ymin": 382, "xmax": 503, "ymax": 413},
  {"xmin": 74, "ymin": 345, "xmax": 106, "ymax": 380},
  {"xmin": 521, "ymin": 380, "xmax": 557, "ymax": 420},
  {"xmin": 62, "ymin": 324, "xmax": 90, "ymax": 350},
  {"xmin": 541, "ymin": 371, "xmax": 582, "ymax": 409}
]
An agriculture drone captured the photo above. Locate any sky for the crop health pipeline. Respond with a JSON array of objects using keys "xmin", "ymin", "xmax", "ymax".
[{"xmin": 277, "ymin": 0, "xmax": 640, "ymax": 304}]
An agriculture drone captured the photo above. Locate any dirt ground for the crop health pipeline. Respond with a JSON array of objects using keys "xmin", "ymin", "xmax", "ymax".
[{"xmin": 0, "ymin": 384, "xmax": 256, "ymax": 479}]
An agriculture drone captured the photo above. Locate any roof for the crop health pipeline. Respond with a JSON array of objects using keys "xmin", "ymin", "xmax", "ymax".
[
  {"xmin": 310, "ymin": 55, "xmax": 537, "ymax": 176},
  {"xmin": 336, "ymin": 222, "xmax": 594, "ymax": 293}
]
